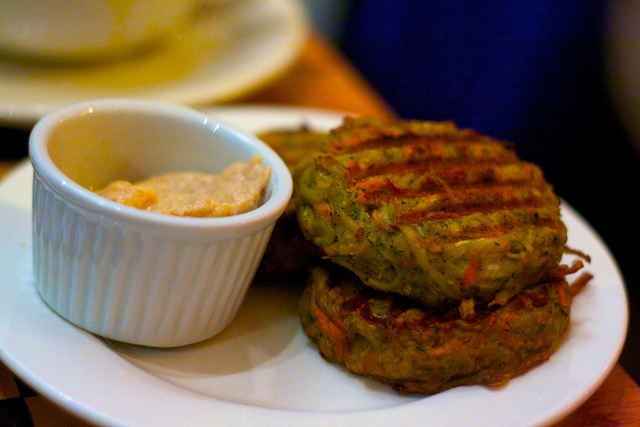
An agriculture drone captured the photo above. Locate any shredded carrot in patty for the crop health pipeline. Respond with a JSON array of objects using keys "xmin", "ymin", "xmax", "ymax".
[
  {"xmin": 312, "ymin": 302, "xmax": 350, "ymax": 360},
  {"xmin": 557, "ymin": 285, "xmax": 568, "ymax": 308},
  {"xmin": 569, "ymin": 272, "xmax": 593, "ymax": 297},
  {"xmin": 462, "ymin": 252, "xmax": 479, "ymax": 287},
  {"xmin": 315, "ymin": 203, "xmax": 332, "ymax": 219}
]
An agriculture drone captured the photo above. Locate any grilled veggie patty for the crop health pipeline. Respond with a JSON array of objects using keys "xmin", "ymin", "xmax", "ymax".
[
  {"xmin": 299, "ymin": 264, "xmax": 572, "ymax": 395},
  {"xmin": 295, "ymin": 117, "xmax": 567, "ymax": 306},
  {"xmin": 257, "ymin": 127, "xmax": 328, "ymax": 275}
]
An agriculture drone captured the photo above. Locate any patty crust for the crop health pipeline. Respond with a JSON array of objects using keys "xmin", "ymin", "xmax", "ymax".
[
  {"xmin": 295, "ymin": 117, "xmax": 567, "ymax": 306},
  {"xmin": 299, "ymin": 264, "xmax": 573, "ymax": 395}
]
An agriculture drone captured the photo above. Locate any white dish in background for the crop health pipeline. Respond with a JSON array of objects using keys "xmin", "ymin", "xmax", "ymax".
[
  {"xmin": 0, "ymin": 107, "xmax": 629, "ymax": 426},
  {"xmin": 0, "ymin": 0, "xmax": 308, "ymax": 127},
  {"xmin": 0, "ymin": 0, "xmax": 195, "ymax": 62}
]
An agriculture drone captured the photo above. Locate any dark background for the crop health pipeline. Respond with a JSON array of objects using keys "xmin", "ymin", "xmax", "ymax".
[{"xmin": 336, "ymin": 1, "xmax": 640, "ymax": 383}]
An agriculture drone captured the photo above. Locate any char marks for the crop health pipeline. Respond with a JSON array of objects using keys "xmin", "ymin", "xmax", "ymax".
[
  {"xmin": 295, "ymin": 116, "xmax": 568, "ymax": 307},
  {"xmin": 323, "ymin": 125, "xmax": 559, "ymax": 232}
]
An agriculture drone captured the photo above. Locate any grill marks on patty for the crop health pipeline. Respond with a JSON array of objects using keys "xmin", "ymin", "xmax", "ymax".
[
  {"xmin": 295, "ymin": 116, "xmax": 567, "ymax": 306},
  {"xmin": 316, "ymin": 123, "xmax": 562, "ymax": 243}
]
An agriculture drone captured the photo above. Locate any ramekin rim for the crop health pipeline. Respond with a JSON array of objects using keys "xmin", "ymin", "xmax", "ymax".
[{"xmin": 28, "ymin": 99, "xmax": 293, "ymax": 232}]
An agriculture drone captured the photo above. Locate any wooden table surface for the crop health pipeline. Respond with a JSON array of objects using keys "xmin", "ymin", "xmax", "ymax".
[{"xmin": 0, "ymin": 34, "xmax": 638, "ymax": 426}]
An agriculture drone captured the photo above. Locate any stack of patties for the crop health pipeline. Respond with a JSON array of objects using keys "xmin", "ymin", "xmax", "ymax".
[{"xmin": 293, "ymin": 116, "xmax": 589, "ymax": 395}]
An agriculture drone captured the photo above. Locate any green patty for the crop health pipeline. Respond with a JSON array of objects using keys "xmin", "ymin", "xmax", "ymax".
[
  {"xmin": 295, "ymin": 117, "xmax": 567, "ymax": 306},
  {"xmin": 299, "ymin": 264, "xmax": 572, "ymax": 395}
]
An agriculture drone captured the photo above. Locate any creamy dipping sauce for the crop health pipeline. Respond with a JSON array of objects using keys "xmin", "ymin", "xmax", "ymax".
[{"xmin": 95, "ymin": 155, "xmax": 271, "ymax": 217}]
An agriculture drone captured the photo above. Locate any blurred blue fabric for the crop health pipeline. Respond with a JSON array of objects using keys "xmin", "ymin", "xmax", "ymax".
[
  {"xmin": 339, "ymin": 0, "xmax": 640, "ymax": 382},
  {"xmin": 341, "ymin": 2, "xmax": 605, "ymax": 158}
]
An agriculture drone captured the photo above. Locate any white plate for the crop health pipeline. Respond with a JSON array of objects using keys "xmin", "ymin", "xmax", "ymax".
[
  {"xmin": 0, "ymin": 0, "xmax": 307, "ymax": 127},
  {"xmin": 0, "ymin": 106, "xmax": 628, "ymax": 426}
]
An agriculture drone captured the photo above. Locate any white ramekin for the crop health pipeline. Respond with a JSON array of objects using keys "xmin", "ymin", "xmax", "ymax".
[{"xmin": 29, "ymin": 99, "xmax": 292, "ymax": 347}]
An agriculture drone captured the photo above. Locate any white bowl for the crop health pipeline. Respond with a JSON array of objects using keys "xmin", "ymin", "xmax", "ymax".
[
  {"xmin": 0, "ymin": 0, "xmax": 195, "ymax": 63},
  {"xmin": 29, "ymin": 99, "xmax": 292, "ymax": 347}
]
